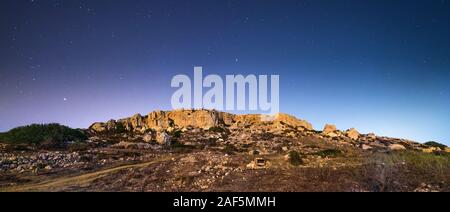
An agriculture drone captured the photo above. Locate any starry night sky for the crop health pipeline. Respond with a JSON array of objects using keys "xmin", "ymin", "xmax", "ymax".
[{"xmin": 1, "ymin": 0, "xmax": 450, "ymax": 144}]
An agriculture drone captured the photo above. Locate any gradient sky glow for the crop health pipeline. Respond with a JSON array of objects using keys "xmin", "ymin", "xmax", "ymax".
[{"xmin": 1, "ymin": 0, "xmax": 449, "ymax": 145}]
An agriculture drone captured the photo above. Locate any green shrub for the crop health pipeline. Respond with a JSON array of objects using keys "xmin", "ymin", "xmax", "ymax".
[
  {"xmin": 314, "ymin": 149, "xmax": 342, "ymax": 158},
  {"xmin": 36, "ymin": 163, "xmax": 46, "ymax": 170},
  {"xmin": 0, "ymin": 124, "xmax": 87, "ymax": 146},
  {"xmin": 424, "ymin": 141, "xmax": 447, "ymax": 149},
  {"xmin": 114, "ymin": 122, "xmax": 127, "ymax": 134},
  {"xmin": 67, "ymin": 142, "xmax": 90, "ymax": 152},
  {"xmin": 289, "ymin": 151, "xmax": 303, "ymax": 166},
  {"xmin": 172, "ymin": 130, "xmax": 182, "ymax": 138},
  {"xmin": 223, "ymin": 144, "xmax": 238, "ymax": 155},
  {"xmin": 209, "ymin": 126, "xmax": 225, "ymax": 133},
  {"xmin": 170, "ymin": 139, "xmax": 195, "ymax": 153}
]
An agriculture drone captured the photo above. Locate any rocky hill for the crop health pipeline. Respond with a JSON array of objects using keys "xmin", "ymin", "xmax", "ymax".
[
  {"xmin": 87, "ymin": 109, "xmax": 444, "ymax": 154},
  {"xmin": 1, "ymin": 109, "xmax": 449, "ymax": 192}
]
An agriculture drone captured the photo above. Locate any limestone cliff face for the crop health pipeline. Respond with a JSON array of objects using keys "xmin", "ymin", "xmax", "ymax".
[
  {"xmin": 147, "ymin": 110, "xmax": 223, "ymax": 130},
  {"xmin": 89, "ymin": 109, "xmax": 313, "ymax": 133}
]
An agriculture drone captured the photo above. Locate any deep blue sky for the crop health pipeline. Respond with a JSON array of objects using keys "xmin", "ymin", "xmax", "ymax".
[{"xmin": 1, "ymin": 0, "xmax": 449, "ymax": 145}]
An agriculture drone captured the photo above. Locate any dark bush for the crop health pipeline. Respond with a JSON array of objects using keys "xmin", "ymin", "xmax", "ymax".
[
  {"xmin": 314, "ymin": 149, "xmax": 343, "ymax": 158},
  {"xmin": 209, "ymin": 126, "xmax": 225, "ymax": 133},
  {"xmin": 424, "ymin": 141, "xmax": 447, "ymax": 149},
  {"xmin": 170, "ymin": 139, "xmax": 195, "ymax": 153},
  {"xmin": 172, "ymin": 130, "xmax": 182, "ymax": 138},
  {"xmin": 289, "ymin": 151, "xmax": 303, "ymax": 166},
  {"xmin": 114, "ymin": 122, "xmax": 127, "ymax": 134},
  {"xmin": 0, "ymin": 124, "xmax": 87, "ymax": 146},
  {"xmin": 223, "ymin": 144, "xmax": 238, "ymax": 155}
]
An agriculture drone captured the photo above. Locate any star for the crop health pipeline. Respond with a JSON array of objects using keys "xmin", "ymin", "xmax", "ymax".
[{"xmin": 63, "ymin": 98, "xmax": 68, "ymax": 101}]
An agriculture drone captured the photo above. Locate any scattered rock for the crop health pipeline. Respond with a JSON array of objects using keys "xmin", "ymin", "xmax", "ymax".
[
  {"xmin": 90, "ymin": 122, "xmax": 107, "ymax": 133},
  {"xmin": 246, "ymin": 158, "xmax": 270, "ymax": 169},
  {"xmin": 142, "ymin": 132, "xmax": 154, "ymax": 143},
  {"xmin": 366, "ymin": 133, "xmax": 376, "ymax": 140},
  {"xmin": 422, "ymin": 147, "xmax": 441, "ymax": 153},
  {"xmin": 414, "ymin": 183, "xmax": 440, "ymax": 192}
]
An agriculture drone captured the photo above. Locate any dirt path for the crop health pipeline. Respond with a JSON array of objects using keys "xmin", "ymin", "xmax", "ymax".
[{"xmin": 0, "ymin": 156, "xmax": 172, "ymax": 192}]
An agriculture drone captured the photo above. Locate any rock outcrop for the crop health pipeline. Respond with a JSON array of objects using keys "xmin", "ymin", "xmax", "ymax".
[
  {"xmin": 89, "ymin": 109, "xmax": 313, "ymax": 133},
  {"xmin": 89, "ymin": 122, "xmax": 107, "ymax": 133},
  {"xmin": 273, "ymin": 113, "xmax": 313, "ymax": 131}
]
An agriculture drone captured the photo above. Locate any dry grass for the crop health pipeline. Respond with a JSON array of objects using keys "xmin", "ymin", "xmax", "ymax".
[
  {"xmin": 0, "ymin": 156, "xmax": 173, "ymax": 192},
  {"xmin": 361, "ymin": 151, "xmax": 450, "ymax": 192}
]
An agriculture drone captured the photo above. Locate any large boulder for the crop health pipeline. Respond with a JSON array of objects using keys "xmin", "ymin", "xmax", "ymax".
[
  {"xmin": 366, "ymin": 133, "xmax": 377, "ymax": 140},
  {"xmin": 142, "ymin": 131, "xmax": 155, "ymax": 143},
  {"xmin": 346, "ymin": 128, "xmax": 360, "ymax": 140},
  {"xmin": 361, "ymin": 144, "xmax": 373, "ymax": 150},
  {"xmin": 156, "ymin": 131, "xmax": 171, "ymax": 146},
  {"xmin": 323, "ymin": 124, "xmax": 337, "ymax": 134},
  {"xmin": 389, "ymin": 144, "xmax": 406, "ymax": 151},
  {"xmin": 89, "ymin": 122, "xmax": 107, "ymax": 133}
]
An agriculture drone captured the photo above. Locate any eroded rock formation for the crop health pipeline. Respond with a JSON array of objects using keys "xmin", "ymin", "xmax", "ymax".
[{"xmin": 89, "ymin": 109, "xmax": 313, "ymax": 133}]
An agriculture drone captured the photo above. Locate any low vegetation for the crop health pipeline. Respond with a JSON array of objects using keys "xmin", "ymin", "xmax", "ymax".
[
  {"xmin": 289, "ymin": 151, "xmax": 303, "ymax": 166},
  {"xmin": 223, "ymin": 144, "xmax": 239, "ymax": 155},
  {"xmin": 114, "ymin": 122, "xmax": 127, "ymax": 134},
  {"xmin": 0, "ymin": 124, "xmax": 87, "ymax": 147},
  {"xmin": 171, "ymin": 130, "xmax": 182, "ymax": 138},
  {"xmin": 424, "ymin": 141, "xmax": 447, "ymax": 149},
  {"xmin": 170, "ymin": 139, "xmax": 195, "ymax": 153},
  {"xmin": 362, "ymin": 151, "xmax": 450, "ymax": 191},
  {"xmin": 208, "ymin": 126, "xmax": 226, "ymax": 133},
  {"xmin": 313, "ymin": 149, "xmax": 343, "ymax": 158}
]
